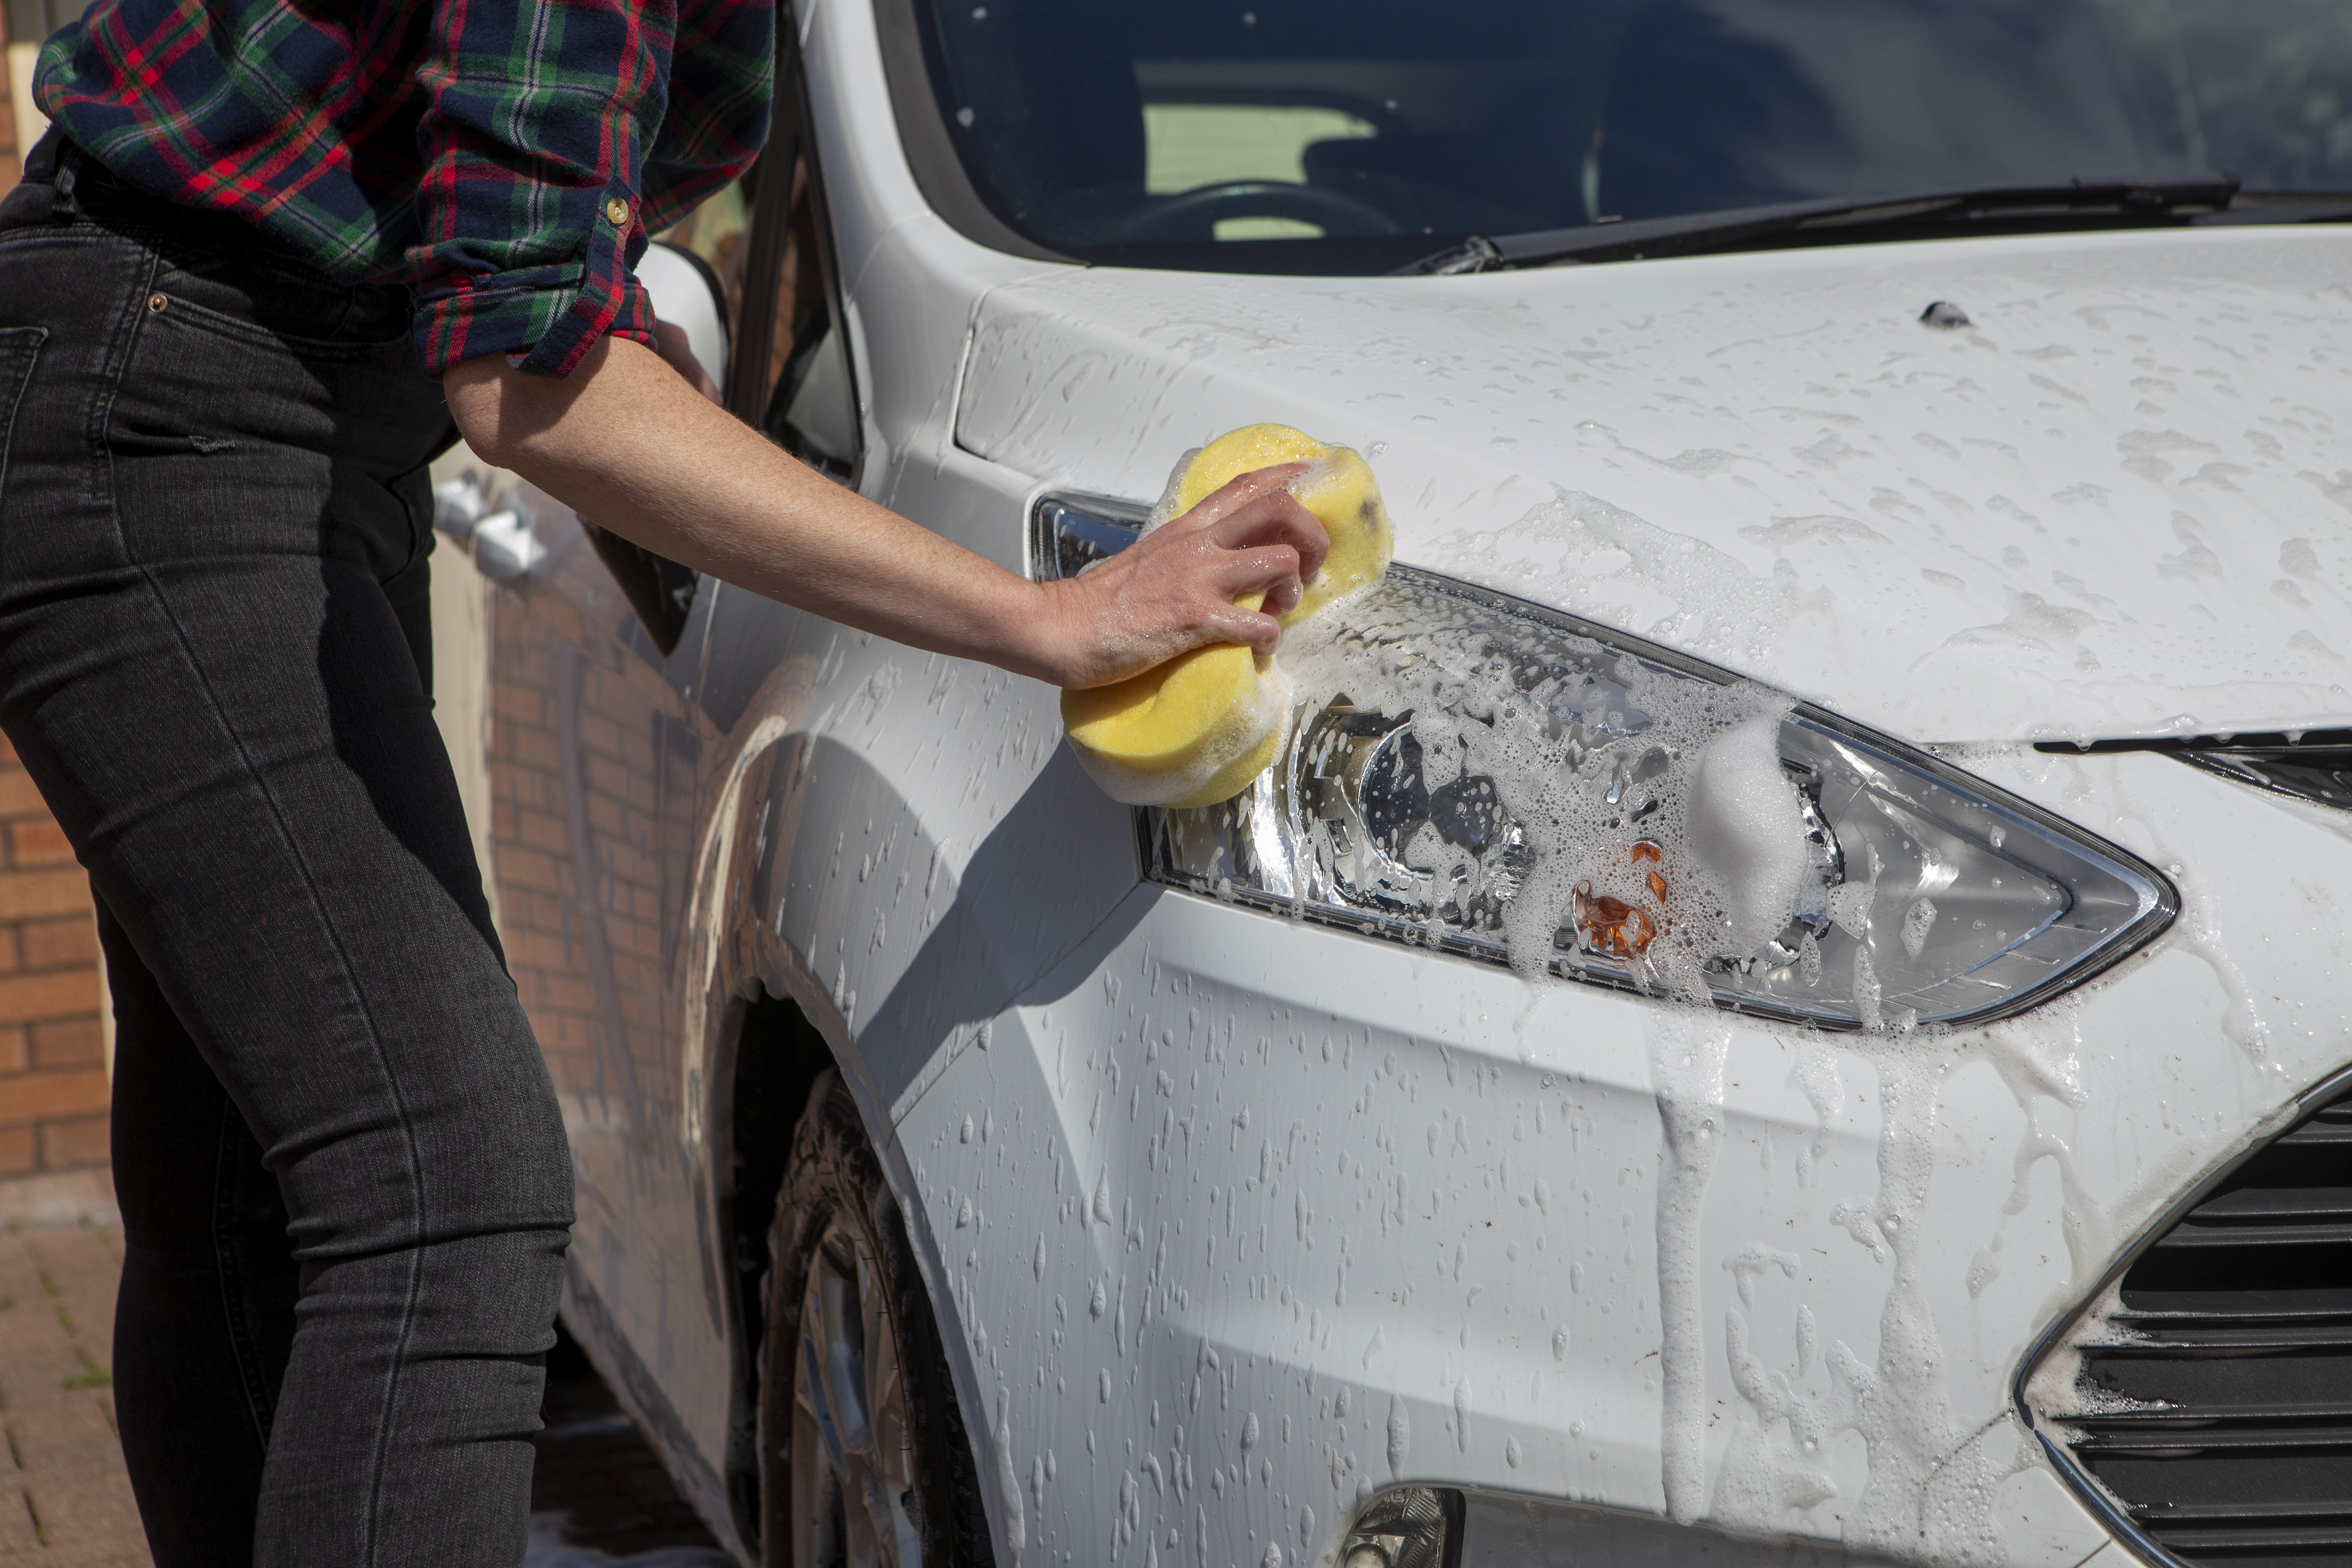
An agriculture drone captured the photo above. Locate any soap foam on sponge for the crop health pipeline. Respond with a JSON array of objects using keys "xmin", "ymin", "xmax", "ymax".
[{"xmin": 1062, "ymin": 425, "xmax": 1394, "ymax": 808}]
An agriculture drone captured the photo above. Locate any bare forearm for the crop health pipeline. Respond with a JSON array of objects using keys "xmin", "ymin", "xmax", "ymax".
[{"xmin": 446, "ymin": 334, "xmax": 1061, "ymax": 677}]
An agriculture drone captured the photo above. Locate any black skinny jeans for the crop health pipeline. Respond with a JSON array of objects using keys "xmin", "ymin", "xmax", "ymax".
[{"xmin": 0, "ymin": 132, "xmax": 574, "ymax": 1567}]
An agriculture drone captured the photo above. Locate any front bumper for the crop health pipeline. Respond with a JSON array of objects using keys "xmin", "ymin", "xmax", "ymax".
[{"xmin": 899, "ymin": 744, "xmax": 2352, "ymax": 1568}]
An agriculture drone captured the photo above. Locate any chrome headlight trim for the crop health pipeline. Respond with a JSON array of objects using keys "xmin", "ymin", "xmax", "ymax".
[{"xmin": 1027, "ymin": 492, "xmax": 1152, "ymax": 584}]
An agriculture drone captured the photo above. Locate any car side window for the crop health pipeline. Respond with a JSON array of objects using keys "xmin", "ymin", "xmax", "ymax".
[{"xmin": 728, "ymin": 49, "xmax": 863, "ymax": 485}]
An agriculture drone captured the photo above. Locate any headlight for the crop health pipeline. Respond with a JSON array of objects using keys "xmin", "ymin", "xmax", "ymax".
[
  {"xmin": 1037, "ymin": 497, "xmax": 2175, "ymax": 1031},
  {"xmin": 1339, "ymin": 1487, "xmax": 1461, "ymax": 1568}
]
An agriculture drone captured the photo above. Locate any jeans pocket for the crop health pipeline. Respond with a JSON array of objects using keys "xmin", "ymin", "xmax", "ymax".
[
  {"xmin": 151, "ymin": 246, "xmax": 410, "ymax": 359},
  {"xmin": 0, "ymin": 327, "xmax": 50, "ymax": 519}
]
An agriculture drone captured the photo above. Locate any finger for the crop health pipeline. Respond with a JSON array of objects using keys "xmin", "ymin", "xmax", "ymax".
[
  {"xmin": 1204, "ymin": 492, "xmax": 1331, "ymax": 581},
  {"xmin": 1188, "ymin": 599, "xmax": 1283, "ymax": 655},
  {"xmin": 1162, "ymin": 463, "xmax": 1312, "ymax": 537},
  {"xmin": 1209, "ymin": 543, "xmax": 1303, "ymax": 605}
]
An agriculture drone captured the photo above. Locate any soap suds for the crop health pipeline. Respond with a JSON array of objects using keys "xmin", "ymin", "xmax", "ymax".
[
  {"xmin": 1649, "ymin": 1012, "xmax": 1733, "ymax": 1524},
  {"xmin": 1256, "ymin": 572, "xmax": 1810, "ymax": 1005},
  {"xmin": 1687, "ymin": 713, "xmax": 1812, "ymax": 956}
]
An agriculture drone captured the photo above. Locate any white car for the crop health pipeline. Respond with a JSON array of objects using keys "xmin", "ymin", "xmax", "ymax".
[{"xmin": 433, "ymin": 3, "xmax": 2352, "ymax": 1566}]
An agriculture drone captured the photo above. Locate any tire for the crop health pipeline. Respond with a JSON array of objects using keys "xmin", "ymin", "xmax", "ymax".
[{"xmin": 759, "ymin": 1072, "xmax": 991, "ymax": 1567}]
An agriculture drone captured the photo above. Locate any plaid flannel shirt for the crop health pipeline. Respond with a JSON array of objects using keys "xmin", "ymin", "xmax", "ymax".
[{"xmin": 35, "ymin": 0, "xmax": 774, "ymax": 377}]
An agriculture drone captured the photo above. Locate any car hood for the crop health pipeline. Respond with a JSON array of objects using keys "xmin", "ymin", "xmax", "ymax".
[{"xmin": 953, "ymin": 225, "xmax": 2352, "ymax": 745}]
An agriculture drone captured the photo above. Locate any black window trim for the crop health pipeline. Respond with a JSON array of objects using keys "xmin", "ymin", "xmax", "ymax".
[
  {"xmin": 732, "ymin": 10, "xmax": 873, "ymax": 487},
  {"xmin": 869, "ymin": 0, "xmax": 1080, "ymax": 265}
]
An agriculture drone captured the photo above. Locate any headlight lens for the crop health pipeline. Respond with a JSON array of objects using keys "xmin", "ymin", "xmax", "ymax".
[
  {"xmin": 1340, "ymin": 1487, "xmax": 1461, "ymax": 1568},
  {"xmin": 1038, "ymin": 497, "xmax": 2175, "ymax": 1030}
]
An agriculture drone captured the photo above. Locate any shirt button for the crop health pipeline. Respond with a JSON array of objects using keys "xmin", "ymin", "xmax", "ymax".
[{"xmin": 604, "ymin": 197, "xmax": 631, "ymax": 226}]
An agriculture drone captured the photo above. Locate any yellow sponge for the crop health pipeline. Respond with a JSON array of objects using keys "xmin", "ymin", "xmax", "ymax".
[{"xmin": 1062, "ymin": 425, "xmax": 1394, "ymax": 808}]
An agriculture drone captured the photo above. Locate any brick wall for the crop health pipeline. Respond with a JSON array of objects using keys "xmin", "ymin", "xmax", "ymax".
[{"xmin": 0, "ymin": 738, "xmax": 111, "ymax": 1223}]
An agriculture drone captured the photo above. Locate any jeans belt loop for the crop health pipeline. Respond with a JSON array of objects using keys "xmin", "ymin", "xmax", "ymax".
[{"xmin": 51, "ymin": 141, "xmax": 82, "ymax": 223}]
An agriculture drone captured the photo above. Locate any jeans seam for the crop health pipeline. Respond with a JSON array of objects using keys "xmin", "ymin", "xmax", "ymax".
[
  {"xmin": 87, "ymin": 240, "xmax": 161, "ymax": 541},
  {"xmin": 210, "ymin": 1099, "xmax": 278, "ymax": 1449},
  {"xmin": 0, "ymin": 328, "xmax": 48, "ymax": 509}
]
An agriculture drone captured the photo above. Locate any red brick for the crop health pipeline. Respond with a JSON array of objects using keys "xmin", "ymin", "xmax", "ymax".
[
  {"xmin": 517, "ymin": 809, "xmax": 570, "ymax": 855},
  {"xmin": 0, "ymin": 1069, "xmax": 110, "ymax": 1124},
  {"xmin": 0, "ymin": 968, "xmax": 102, "ymax": 1026},
  {"xmin": 0, "ymin": 867, "xmax": 93, "ymax": 922},
  {"xmin": 0, "ymin": 769, "xmax": 46, "ymax": 817},
  {"xmin": 579, "ymin": 712, "xmax": 622, "ymax": 757},
  {"xmin": 0, "ymin": 1024, "xmax": 25, "ymax": 1073},
  {"xmin": 0, "ymin": 1124, "xmax": 34, "ymax": 1174},
  {"xmin": 39, "ymin": 1114, "xmax": 109, "ymax": 1169},
  {"xmin": 509, "ymin": 730, "xmax": 562, "ymax": 773},
  {"xmin": 7, "ymin": 817, "xmax": 76, "ymax": 868},
  {"xmin": 492, "ymin": 684, "xmax": 546, "ymax": 724},
  {"xmin": 497, "ymin": 847, "xmax": 565, "ymax": 896},
  {"xmin": 30, "ymin": 1018, "xmax": 103, "ymax": 1070},
  {"xmin": 21, "ymin": 917, "xmax": 97, "ymax": 971}
]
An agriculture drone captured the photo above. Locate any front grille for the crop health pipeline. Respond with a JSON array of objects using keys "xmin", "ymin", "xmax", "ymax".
[{"xmin": 2044, "ymin": 1083, "xmax": 2352, "ymax": 1568}]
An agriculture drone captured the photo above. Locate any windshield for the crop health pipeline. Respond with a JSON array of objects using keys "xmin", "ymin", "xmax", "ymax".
[{"xmin": 906, "ymin": 0, "xmax": 2352, "ymax": 272}]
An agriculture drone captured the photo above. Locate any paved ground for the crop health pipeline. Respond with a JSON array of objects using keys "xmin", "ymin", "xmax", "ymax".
[
  {"xmin": 0, "ymin": 1221, "xmax": 140, "ymax": 1567},
  {"xmin": 0, "ymin": 1221, "xmax": 730, "ymax": 1567}
]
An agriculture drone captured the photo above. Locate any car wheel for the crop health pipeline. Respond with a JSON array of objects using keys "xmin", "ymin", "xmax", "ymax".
[{"xmin": 759, "ymin": 1071, "xmax": 991, "ymax": 1567}]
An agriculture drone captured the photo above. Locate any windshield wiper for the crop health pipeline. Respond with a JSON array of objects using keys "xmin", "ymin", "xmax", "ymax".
[{"xmin": 1396, "ymin": 174, "xmax": 2260, "ymax": 275}]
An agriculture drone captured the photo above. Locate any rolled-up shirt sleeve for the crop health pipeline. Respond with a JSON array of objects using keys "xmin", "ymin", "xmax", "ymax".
[{"xmin": 406, "ymin": 0, "xmax": 769, "ymax": 378}]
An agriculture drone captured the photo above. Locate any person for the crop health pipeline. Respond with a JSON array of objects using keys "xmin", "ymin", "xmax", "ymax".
[{"xmin": 0, "ymin": 0, "xmax": 1328, "ymax": 1557}]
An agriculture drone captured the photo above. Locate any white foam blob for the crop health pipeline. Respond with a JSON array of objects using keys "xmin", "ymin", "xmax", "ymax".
[{"xmin": 1685, "ymin": 710, "xmax": 1809, "ymax": 957}]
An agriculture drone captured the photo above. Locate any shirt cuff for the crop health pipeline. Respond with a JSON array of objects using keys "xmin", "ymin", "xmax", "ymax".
[{"xmin": 412, "ymin": 200, "xmax": 658, "ymax": 378}]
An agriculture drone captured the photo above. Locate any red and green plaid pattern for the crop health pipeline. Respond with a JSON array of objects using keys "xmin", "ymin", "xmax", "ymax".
[{"xmin": 35, "ymin": 0, "xmax": 772, "ymax": 377}]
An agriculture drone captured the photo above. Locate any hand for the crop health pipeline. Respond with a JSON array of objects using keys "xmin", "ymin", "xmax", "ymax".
[
  {"xmin": 1033, "ymin": 464, "xmax": 1331, "ymax": 689},
  {"xmin": 652, "ymin": 318, "xmax": 723, "ymax": 405}
]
